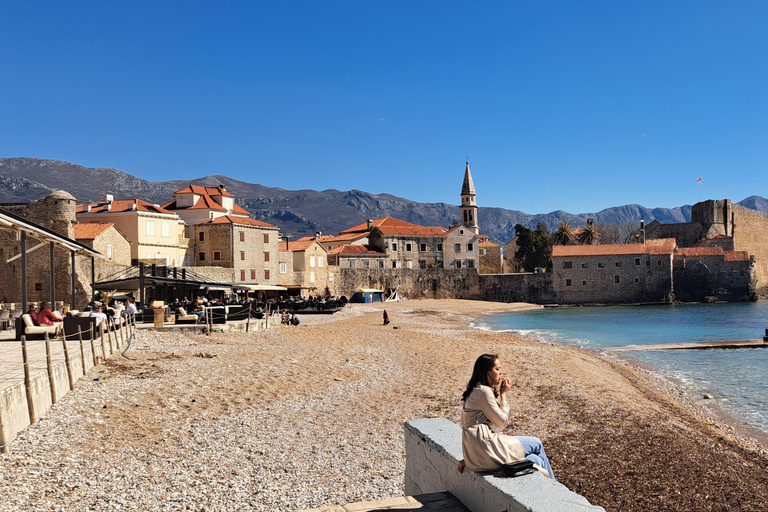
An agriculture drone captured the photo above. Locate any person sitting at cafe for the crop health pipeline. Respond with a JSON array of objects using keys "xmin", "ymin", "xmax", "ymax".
[
  {"xmin": 27, "ymin": 303, "xmax": 40, "ymax": 325},
  {"xmin": 123, "ymin": 298, "xmax": 138, "ymax": 317},
  {"xmin": 37, "ymin": 302, "xmax": 59, "ymax": 326},
  {"xmin": 88, "ymin": 304, "xmax": 108, "ymax": 326}
]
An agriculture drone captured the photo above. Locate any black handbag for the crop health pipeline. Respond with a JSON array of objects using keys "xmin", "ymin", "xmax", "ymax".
[{"xmin": 500, "ymin": 459, "xmax": 536, "ymax": 477}]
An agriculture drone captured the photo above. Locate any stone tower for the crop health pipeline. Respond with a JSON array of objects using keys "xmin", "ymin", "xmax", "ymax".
[{"xmin": 460, "ymin": 161, "xmax": 479, "ymax": 235}]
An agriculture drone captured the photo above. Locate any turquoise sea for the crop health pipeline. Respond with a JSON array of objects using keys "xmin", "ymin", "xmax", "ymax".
[{"xmin": 475, "ymin": 301, "xmax": 768, "ymax": 437}]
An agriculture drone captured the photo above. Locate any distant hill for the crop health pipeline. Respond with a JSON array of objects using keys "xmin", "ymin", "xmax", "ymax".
[{"xmin": 0, "ymin": 157, "xmax": 765, "ymax": 246}]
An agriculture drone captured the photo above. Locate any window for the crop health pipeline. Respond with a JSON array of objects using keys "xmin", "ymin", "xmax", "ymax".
[
  {"xmin": 240, "ymin": 270, "xmax": 246, "ymax": 281},
  {"xmin": 563, "ymin": 261, "xmax": 573, "ymax": 269},
  {"xmin": 106, "ymin": 244, "xmax": 113, "ymax": 260},
  {"xmin": 455, "ymin": 260, "xmax": 462, "ymax": 269},
  {"xmin": 146, "ymin": 220, "xmax": 156, "ymax": 236},
  {"xmin": 310, "ymin": 255, "xmax": 316, "ymax": 267},
  {"xmin": 467, "ymin": 259, "xmax": 475, "ymax": 268},
  {"xmin": 634, "ymin": 277, "xmax": 640, "ymax": 283},
  {"xmin": 35, "ymin": 282, "xmax": 42, "ymax": 291},
  {"xmin": 392, "ymin": 243, "xmax": 398, "ymax": 251},
  {"xmin": 479, "ymin": 248, "xmax": 485, "ymax": 255},
  {"xmin": 406, "ymin": 243, "xmax": 412, "ymax": 252},
  {"xmin": 264, "ymin": 252, "xmax": 270, "ymax": 262},
  {"xmin": 329, "ymin": 273, "xmax": 334, "ymax": 282},
  {"xmin": 437, "ymin": 243, "xmax": 443, "ymax": 252},
  {"xmin": 614, "ymin": 275, "xmax": 620, "ymax": 283},
  {"xmin": 598, "ymin": 262, "xmax": 605, "ymax": 268},
  {"xmin": 251, "ymin": 270, "xmax": 256, "ymax": 280},
  {"xmin": 309, "ymin": 271, "xmax": 315, "ymax": 283},
  {"xmin": 581, "ymin": 263, "xmax": 588, "ymax": 268},
  {"xmin": 615, "ymin": 262, "xmax": 622, "ymax": 267},
  {"xmin": 241, "ymin": 251, "xmax": 246, "ymax": 261},
  {"xmin": 406, "ymin": 260, "xmax": 412, "ymax": 269},
  {"xmin": 455, "ymin": 243, "xmax": 461, "ymax": 253},
  {"xmin": 582, "ymin": 280, "xmax": 587, "ymax": 286},
  {"xmin": 240, "ymin": 231, "xmax": 245, "ymax": 242},
  {"xmin": 419, "ymin": 260, "xmax": 426, "ymax": 269},
  {"xmin": 363, "ymin": 259, "xmax": 370, "ymax": 268},
  {"xmin": 378, "ymin": 260, "xmax": 385, "ymax": 268},
  {"xmin": 199, "ymin": 252, "xmax": 206, "ymax": 261},
  {"xmin": 646, "ymin": 260, "xmax": 651, "ymax": 267},
  {"xmin": 657, "ymin": 260, "xmax": 663, "ymax": 266},
  {"xmin": 635, "ymin": 258, "xmax": 641, "ymax": 266},
  {"xmin": 467, "ymin": 243, "xmax": 474, "ymax": 252},
  {"xmin": 199, "ymin": 232, "xmax": 205, "ymax": 242},
  {"xmin": 318, "ymin": 257, "xmax": 324, "ymax": 267},
  {"xmin": 263, "ymin": 234, "xmax": 270, "ymax": 244},
  {"xmin": 420, "ymin": 243, "xmax": 427, "ymax": 252},
  {"xmin": 349, "ymin": 260, "xmax": 356, "ymax": 268},
  {"xmin": 459, "ymin": 229, "xmax": 464, "ymax": 235},
  {"xmin": 161, "ymin": 222, "xmax": 171, "ymax": 238},
  {"xmin": 566, "ymin": 279, "xmax": 572, "ymax": 287},
  {"xmin": 213, "ymin": 251, "xmax": 221, "ymax": 261},
  {"xmin": 280, "ymin": 262, "xmax": 287, "ymax": 274},
  {"xmin": 265, "ymin": 270, "xmax": 270, "ymax": 280}
]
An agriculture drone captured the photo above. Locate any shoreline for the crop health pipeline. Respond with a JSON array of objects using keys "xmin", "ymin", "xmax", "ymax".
[
  {"xmin": 468, "ymin": 304, "xmax": 768, "ymax": 454},
  {"xmin": 2, "ymin": 299, "xmax": 768, "ymax": 511}
]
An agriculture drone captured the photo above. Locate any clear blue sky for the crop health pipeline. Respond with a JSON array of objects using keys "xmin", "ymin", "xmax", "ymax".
[{"xmin": 1, "ymin": 1, "xmax": 766, "ymax": 215}]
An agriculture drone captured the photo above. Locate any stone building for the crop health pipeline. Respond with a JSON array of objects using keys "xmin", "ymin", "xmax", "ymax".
[
  {"xmin": 73, "ymin": 223, "xmax": 132, "ymax": 267},
  {"xmin": 76, "ymin": 196, "xmax": 189, "ymax": 266},
  {"xmin": 479, "ymin": 235, "xmax": 504, "ymax": 274},
  {"xmin": 161, "ymin": 184, "xmax": 250, "ymax": 227},
  {"xmin": 327, "ymin": 244, "xmax": 388, "ymax": 271},
  {"xmin": 646, "ymin": 199, "xmax": 768, "ymax": 295},
  {"xmin": 277, "ymin": 238, "xmax": 331, "ymax": 297},
  {"xmin": 551, "ymin": 239, "xmax": 677, "ymax": 304},
  {"xmin": 673, "ymin": 247, "xmax": 755, "ymax": 302},
  {"xmin": 0, "ymin": 191, "xmax": 101, "ymax": 309},
  {"xmin": 193, "ymin": 215, "xmax": 280, "ymax": 285}
]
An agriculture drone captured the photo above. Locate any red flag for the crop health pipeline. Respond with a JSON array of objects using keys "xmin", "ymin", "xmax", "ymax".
[{"xmin": 696, "ymin": 177, "xmax": 702, "ymax": 183}]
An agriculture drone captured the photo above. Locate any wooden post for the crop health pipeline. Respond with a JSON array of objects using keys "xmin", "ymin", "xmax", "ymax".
[
  {"xmin": 0, "ymin": 397, "xmax": 8, "ymax": 452},
  {"xmin": 119, "ymin": 316, "xmax": 125, "ymax": 347},
  {"xmin": 45, "ymin": 333, "xmax": 58, "ymax": 404},
  {"xmin": 61, "ymin": 329, "xmax": 74, "ymax": 390},
  {"xmin": 106, "ymin": 317, "xmax": 115, "ymax": 352},
  {"xmin": 246, "ymin": 303, "xmax": 251, "ymax": 333},
  {"xmin": 100, "ymin": 321, "xmax": 108, "ymax": 359},
  {"xmin": 21, "ymin": 335, "xmax": 37, "ymax": 424},
  {"xmin": 89, "ymin": 321, "xmax": 98, "ymax": 366},
  {"xmin": 77, "ymin": 326, "xmax": 87, "ymax": 377}
]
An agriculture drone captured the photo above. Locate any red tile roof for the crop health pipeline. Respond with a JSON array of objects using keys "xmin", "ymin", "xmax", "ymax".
[
  {"xmin": 552, "ymin": 239, "xmax": 677, "ymax": 257},
  {"xmin": 194, "ymin": 215, "xmax": 277, "ymax": 229},
  {"xmin": 725, "ymin": 251, "xmax": 750, "ymax": 262},
  {"xmin": 73, "ymin": 223, "xmax": 115, "ymax": 240},
  {"xmin": 174, "ymin": 184, "xmax": 234, "ymax": 198},
  {"xmin": 675, "ymin": 247, "xmax": 751, "ymax": 262},
  {"xmin": 327, "ymin": 245, "xmax": 386, "ymax": 256},
  {"xmin": 339, "ymin": 217, "xmax": 425, "ymax": 234},
  {"xmin": 479, "ymin": 240, "xmax": 501, "ymax": 248},
  {"xmin": 77, "ymin": 199, "xmax": 173, "ymax": 215},
  {"xmin": 375, "ymin": 225, "xmax": 448, "ymax": 236}
]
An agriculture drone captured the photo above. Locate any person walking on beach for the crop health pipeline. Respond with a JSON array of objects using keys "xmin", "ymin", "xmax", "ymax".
[
  {"xmin": 457, "ymin": 353, "xmax": 555, "ymax": 480},
  {"xmin": 383, "ymin": 309, "xmax": 390, "ymax": 325}
]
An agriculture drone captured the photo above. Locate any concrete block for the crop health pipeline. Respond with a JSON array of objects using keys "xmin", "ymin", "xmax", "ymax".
[{"xmin": 404, "ymin": 418, "xmax": 605, "ymax": 512}]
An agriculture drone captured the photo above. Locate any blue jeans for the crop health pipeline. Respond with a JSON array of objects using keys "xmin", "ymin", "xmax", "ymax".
[{"xmin": 516, "ymin": 436, "xmax": 555, "ymax": 480}]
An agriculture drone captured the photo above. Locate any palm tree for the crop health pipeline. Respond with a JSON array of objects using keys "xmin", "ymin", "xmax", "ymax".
[
  {"xmin": 551, "ymin": 221, "xmax": 575, "ymax": 245},
  {"xmin": 578, "ymin": 222, "xmax": 600, "ymax": 245}
]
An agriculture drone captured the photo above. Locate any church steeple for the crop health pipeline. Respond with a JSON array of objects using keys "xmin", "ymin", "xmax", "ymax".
[{"xmin": 461, "ymin": 161, "xmax": 479, "ymax": 234}]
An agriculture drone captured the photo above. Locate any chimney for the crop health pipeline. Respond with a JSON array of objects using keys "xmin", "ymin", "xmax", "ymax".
[
  {"xmin": 104, "ymin": 203, "xmax": 111, "ymax": 211},
  {"xmin": 315, "ymin": 231, "xmax": 322, "ymax": 240},
  {"xmin": 640, "ymin": 220, "xmax": 645, "ymax": 244},
  {"xmin": 367, "ymin": 219, "xmax": 373, "ymax": 230},
  {"xmin": 85, "ymin": 205, "xmax": 91, "ymax": 213},
  {"xmin": 104, "ymin": 194, "xmax": 114, "ymax": 203}
]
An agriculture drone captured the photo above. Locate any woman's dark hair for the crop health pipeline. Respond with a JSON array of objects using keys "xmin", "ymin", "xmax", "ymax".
[{"xmin": 461, "ymin": 353, "xmax": 499, "ymax": 401}]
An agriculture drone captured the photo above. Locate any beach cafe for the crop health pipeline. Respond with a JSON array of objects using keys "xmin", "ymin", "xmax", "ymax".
[{"xmin": 351, "ymin": 287, "xmax": 384, "ymax": 303}]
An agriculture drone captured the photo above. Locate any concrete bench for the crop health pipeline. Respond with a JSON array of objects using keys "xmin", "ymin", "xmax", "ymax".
[{"xmin": 404, "ymin": 418, "xmax": 605, "ymax": 512}]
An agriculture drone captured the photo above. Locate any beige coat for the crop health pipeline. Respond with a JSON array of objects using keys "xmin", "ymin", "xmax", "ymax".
[{"xmin": 461, "ymin": 385, "xmax": 525, "ymax": 472}]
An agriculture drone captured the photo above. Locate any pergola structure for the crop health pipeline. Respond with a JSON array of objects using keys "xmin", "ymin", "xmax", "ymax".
[{"xmin": 0, "ymin": 207, "xmax": 103, "ymax": 311}]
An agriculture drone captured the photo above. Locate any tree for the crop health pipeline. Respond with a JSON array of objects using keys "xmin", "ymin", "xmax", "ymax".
[
  {"xmin": 578, "ymin": 219, "xmax": 600, "ymax": 245},
  {"xmin": 595, "ymin": 222, "xmax": 619, "ymax": 244},
  {"xmin": 551, "ymin": 221, "xmax": 575, "ymax": 246},
  {"xmin": 514, "ymin": 223, "xmax": 552, "ymax": 272}
]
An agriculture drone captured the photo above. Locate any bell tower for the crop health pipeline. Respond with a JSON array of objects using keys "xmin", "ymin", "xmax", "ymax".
[{"xmin": 460, "ymin": 161, "xmax": 479, "ymax": 234}]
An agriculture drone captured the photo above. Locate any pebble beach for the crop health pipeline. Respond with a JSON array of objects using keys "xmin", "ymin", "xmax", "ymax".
[{"xmin": 2, "ymin": 299, "xmax": 768, "ymax": 512}]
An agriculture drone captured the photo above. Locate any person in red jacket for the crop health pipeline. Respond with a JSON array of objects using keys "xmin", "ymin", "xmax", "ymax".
[
  {"xmin": 27, "ymin": 303, "xmax": 40, "ymax": 325},
  {"xmin": 37, "ymin": 301, "xmax": 58, "ymax": 326}
]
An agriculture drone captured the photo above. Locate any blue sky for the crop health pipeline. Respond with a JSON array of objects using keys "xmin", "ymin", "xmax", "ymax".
[{"xmin": 1, "ymin": 1, "xmax": 766, "ymax": 215}]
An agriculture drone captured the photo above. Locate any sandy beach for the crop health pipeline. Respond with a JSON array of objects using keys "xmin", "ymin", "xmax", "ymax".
[{"xmin": 2, "ymin": 299, "xmax": 768, "ymax": 512}]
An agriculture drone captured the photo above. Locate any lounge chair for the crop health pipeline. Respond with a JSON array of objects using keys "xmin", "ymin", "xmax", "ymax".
[
  {"xmin": 175, "ymin": 307, "xmax": 199, "ymax": 324},
  {"xmin": 17, "ymin": 314, "xmax": 60, "ymax": 340}
]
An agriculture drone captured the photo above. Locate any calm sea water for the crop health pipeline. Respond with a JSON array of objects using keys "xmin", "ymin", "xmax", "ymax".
[{"xmin": 476, "ymin": 302, "xmax": 768, "ymax": 435}]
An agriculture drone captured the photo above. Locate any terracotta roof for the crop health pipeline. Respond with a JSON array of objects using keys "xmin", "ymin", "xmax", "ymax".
[
  {"xmin": 77, "ymin": 199, "xmax": 173, "ymax": 215},
  {"xmin": 328, "ymin": 245, "xmax": 386, "ymax": 256},
  {"xmin": 339, "ymin": 217, "xmax": 424, "ymax": 234},
  {"xmin": 279, "ymin": 239, "xmax": 321, "ymax": 252},
  {"xmin": 73, "ymin": 223, "xmax": 114, "ymax": 240},
  {"xmin": 725, "ymin": 251, "xmax": 750, "ymax": 262},
  {"xmin": 675, "ymin": 247, "xmax": 726, "ymax": 257},
  {"xmin": 552, "ymin": 239, "xmax": 676, "ymax": 257},
  {"xmin": 479, "ymin": 240, "xmax": 501, "ymax": 248},
  {"xmin": 194, "ymin": 215, "xmax": 278, "ymax": 229},
  {"xmin": 174, "ymin": 184, "xmax": 234, "ymax": 198}
]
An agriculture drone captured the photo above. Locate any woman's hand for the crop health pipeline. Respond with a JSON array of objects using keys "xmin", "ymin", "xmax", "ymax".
[{"xmin": 499, "ymin": 377, "xmax": 511, "ymax": 395}]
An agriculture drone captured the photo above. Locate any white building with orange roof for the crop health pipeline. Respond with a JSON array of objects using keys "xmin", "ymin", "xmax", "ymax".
[
  {"xmin": 193, "ymin": 215, "xmax": 280, "ymax": 285},
  {"xmin": 277, "ymin": 236, "xmax": 330, "ymax": 297},
  {"xmin": 76, "ymin": 195, "xmax": 190, "ymax": 266},
  {"xmin": 162, "ymin": 184, "xmax": 250, "ymax": 227}
]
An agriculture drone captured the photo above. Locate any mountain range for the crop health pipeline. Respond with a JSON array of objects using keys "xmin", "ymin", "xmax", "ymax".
[{"xmin": 1, "ymin": 157, "xmax": 767, "ymax": 246}]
